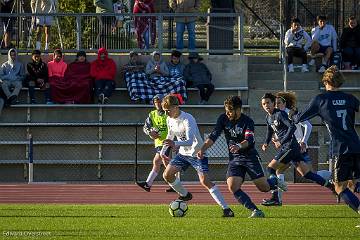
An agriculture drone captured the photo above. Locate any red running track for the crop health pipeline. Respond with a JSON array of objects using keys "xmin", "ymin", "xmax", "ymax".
[{"xmin": 0, "ymin": 183, "xmax": 344, "ymax": 205}]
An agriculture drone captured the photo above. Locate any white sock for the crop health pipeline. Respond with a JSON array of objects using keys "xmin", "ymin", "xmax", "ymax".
[
  {"xmin": 45, "ymin": 42, "xmax": 49, "ymax": 50},
  {"xmin": 277, "ymin": 174, "xmax": 285, "ymax": 202},
  {"xmin": 209, "ymin": 185, "xmax": 229, "ymax": 209},
  {"xmin": 36, "ymin": 41, "xmax": 41, "ymax": 50},
  {"xmin": 145, "ymin": 170, "xmax": 158, "ymax": 187},
  {"xmin": 169, "ymin": 177, "xmax": 187, "ymax": 196}
]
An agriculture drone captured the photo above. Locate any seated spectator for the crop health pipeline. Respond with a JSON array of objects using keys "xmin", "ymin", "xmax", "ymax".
[
  {"xmin": 0, "ymin": 87, "xmax": 5, "ymax": 115},
  {"xmin": 0, "ymin": 48, "xmax": 24, "ymax": 105},
  {"xmin": 47, "ymin": 49, "xmax": 67, "ymax": 103},
  {"xmin": 145, "ymin": 51, "xmax": 169, "ymax": 79},
  {"xmin": 124, "ymin": 51, "xmax": 187, "ymax": 104},
  {"xmin": 90, "ymin": 48, "xmax": 116, "ymax": 104},
  {"xmin": 184, "ymin": 52, "xmax": 214, "ymax": 105},
  {"xmin": 26, "ymin": 50, "xmax": 52, "ymax": 104},
  {"xmin": 121, "ymin": 51, "xmax": 145, "ymax": 75},
  {"xmin": 310, "ymin": 15, "xmax": 338, "ymax": 73},
  {"xmin": 340, "ymin": 16, "xmax": 360, "ymax": 70},
  {"xmin": 284, "ymin": 18, "xmax": 312, "ymax": 72},
  {"xmin": 167, "ymin": 50, "xmax": 185, "ymax": 78},
  {"xmin": 62, "ymin": 51, "xmax": 93, "ymax": 104}
]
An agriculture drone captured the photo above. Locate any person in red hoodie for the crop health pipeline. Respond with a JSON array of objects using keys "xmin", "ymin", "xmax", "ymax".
[{"xmin": 90, "ymin": 48, "xmax": 116, "ymax": 104}]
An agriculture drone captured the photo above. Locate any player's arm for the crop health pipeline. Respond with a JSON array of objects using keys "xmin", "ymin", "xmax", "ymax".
[
  {"xmin": 278, "ymin": 112, "xmax": 296, "ymax": 145},
  {"xmin": 293, "ymin": 96, "xmax": 320, "ymax": 123},
  {"xmin": 262, "ymin": 121, "xmax": 273, "ymax": 151},
  {"xmin": 197, "ymin": 115, "xmax": 224, "ymax": 159},
  {"xmin": 232, "ymin": 119, "xmax": 255, "ymax": 153},
  {"xmin": 299, "ymin": 120, "xmax": 312, "ymax": 150},
  {"xmin": 143, "ymin": 114, "xmax": 159, "ymax": 140}
]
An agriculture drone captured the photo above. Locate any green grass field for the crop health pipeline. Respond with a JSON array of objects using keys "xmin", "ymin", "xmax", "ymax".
[{"xmin": 0, "ymin": 204, "xmax": 358, "ymax": 239}]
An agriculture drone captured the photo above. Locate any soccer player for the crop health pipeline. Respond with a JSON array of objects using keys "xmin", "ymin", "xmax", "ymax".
[
  {"xmin": 136, "ymin": 94, "xmax": 175, "ymax": 193},
  {"xmin": 262, "ymin": 91, "xmax": 332, "ymax": 206},
  {"xmin": 197, "ymin": 96, "xmax": 287, "ymax": 218},
  {"xmin": 161, "ymin": 95, "xmax": 234, "ymax": 217},
  {"xmin": 292, "ymin": 65, "xmax": 360, "ymax": 225},
  {"xmin": 261, "ymin": 93, "xmax": 334, "ymax": 202}
]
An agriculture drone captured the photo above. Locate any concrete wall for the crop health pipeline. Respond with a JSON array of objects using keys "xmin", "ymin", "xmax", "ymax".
[{"xmin": 0, "ymin": 54, "xmax": 248, "ymax": 88}]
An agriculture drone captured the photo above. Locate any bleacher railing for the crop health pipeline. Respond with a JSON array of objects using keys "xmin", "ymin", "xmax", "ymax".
[{"xmin": 0, "ymin": 12, "xmax": 245, "ymax": 54}]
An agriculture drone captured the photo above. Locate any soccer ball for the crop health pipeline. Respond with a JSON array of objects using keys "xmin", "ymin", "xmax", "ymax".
[{"xmin": 169, "ymin": 200, "xmax": 188, "ymax": 217}]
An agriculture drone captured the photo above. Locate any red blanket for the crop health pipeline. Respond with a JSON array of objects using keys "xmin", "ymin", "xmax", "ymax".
[{"xmin": 49, "ymin": 61, "xmax": 93, "ymax": 104}]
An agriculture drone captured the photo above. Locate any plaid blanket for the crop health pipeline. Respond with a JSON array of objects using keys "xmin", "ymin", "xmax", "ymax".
[{"xmin": 125, "ymin": 72, "xmax": 187, "ymax": 102}]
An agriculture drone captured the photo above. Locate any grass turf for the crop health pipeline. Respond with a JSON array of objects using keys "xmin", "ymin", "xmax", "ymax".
[{"xmin": 0, "ymin": 204, "xmax": 358, "ymax": 239}]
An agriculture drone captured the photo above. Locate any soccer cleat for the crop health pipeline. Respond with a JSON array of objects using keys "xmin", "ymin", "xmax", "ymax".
[
  {"xmin": 136, "ymin": 181, "xmax": 151, "ymax": 192},
  {"xmin": 165, "ymin": 187, "xmax": 176, "ymax": 193},
  {"xmin": 222, "ymin": 208, "xmax": 235, "ymax": 217},
  {"xmin": 178, "ymin": 192, "xmax": 193, "ymax": 201},
  {"xmin": 261, "ymin": 198, "xmax": 282, "ymax": 206},
  {"xmin": 276, "ymin": 176, "xmax": 288, "ymax": 192},
  {"xmin": 249, "ymin": 209, "xmax": 265, "ymax": 218}
]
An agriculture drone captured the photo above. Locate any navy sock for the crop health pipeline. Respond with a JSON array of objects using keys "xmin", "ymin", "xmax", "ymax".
[
  {"xmin": 234, "ymin": 189, "xmax": 258, "ymax": 211},
  {"xmin": 304, "ymin": 171, "xmax": 326, "ymax": 186},
  {"xmin": 339, "ymin": 188, "xmax": 360, "ymax": 212},
  {"xmin": 267, "ymin": 176, "xmax": 277, "ymax": 190},
  {"xmin": 355, "ymin": 182, "xmax": 360, "ymax": 193},
  {"xmin": 272, "ymin": 189, "xmax": 279, "ymax": 201},
  {"xmin": 267, "ymin": 167, "xmax": 276, "ymax": 176}
]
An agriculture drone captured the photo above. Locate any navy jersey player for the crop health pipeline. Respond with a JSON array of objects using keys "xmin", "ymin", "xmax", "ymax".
[
  {"xmin": 293, "ymin": 66, "xmax": 360, "ymax": 222},
  {"xmin": 261, "ymin": 93, "xmax": 334, "ymax": 198},
  {"xmin": 197, "ymin": 96, "xmax": 287, "ymax": 218}
]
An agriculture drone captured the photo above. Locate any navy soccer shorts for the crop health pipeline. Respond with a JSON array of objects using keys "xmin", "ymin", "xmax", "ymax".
[
  {"xmin": 331, "ymin": 153, "xmax": 360, "ymax": 183},
  {"xmin": 226, "ymin": 154, "xmax": 265, "ymax": 180}
]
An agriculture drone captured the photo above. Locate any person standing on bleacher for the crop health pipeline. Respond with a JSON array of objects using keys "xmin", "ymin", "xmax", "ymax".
[{"xmin": 340, "ymin": 16, "xmax": 360, "ymax": 70}]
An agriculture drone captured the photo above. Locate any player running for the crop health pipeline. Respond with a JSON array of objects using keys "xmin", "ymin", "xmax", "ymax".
[
  {"xmin": 197, "ymin": 96, "xmax": 287, "ymax": 218},
  {"xmin": 161, "ymin": 95, "xmax": 234, "ymax": 217},
  {"xmin": 136, "ymin": 94, "xmax": 175, "ymax": 193},
  {"xmin": 291, "ymin": 66, "xmax": 360, "ymax": 226},
  {"xmin": 261, "ymin": 93, "xmax": 334, "ymax": 201},
  {"xmin": 262, "ymin": 91, "xmax": 331, "ymax": 206}
]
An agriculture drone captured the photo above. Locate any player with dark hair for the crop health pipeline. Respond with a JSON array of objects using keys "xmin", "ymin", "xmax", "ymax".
[
  {"xmin": 161, "ymin": 94, "xmax": 234, "ymax": 217},
  {"xmin": 261, "ymin": 93, "xmax": 334, "ymax": 202},
  {"xmin": 262, "ymin": 91, "xmax": 331, "ymax": 206},
  {"xmin": 292, "ymin": 65, "xmax": 360, "ymax": 226},
  {"xmin": 197, "ymin": 95, "xmax": 287, "ymax": 218}
]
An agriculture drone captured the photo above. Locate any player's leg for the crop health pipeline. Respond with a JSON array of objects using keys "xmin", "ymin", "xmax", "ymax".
[
  {"xmin": 136, "ymin": 152, "xmax": 162, "ymax": 192},
  {"xmin": 296, "ymin": 161, "xmax": 333, "ymax": 190},
  {"xmin": 163, "ymin": 154, "xmax": 192, "ymax": 201},
  {"xmin": 227, "ymin": 160, "xmax": 264, "ymax": 218},
  {"xmin": 160, "ymin": 147, "xmax": 176, "ymax": 192},
  {"xmin": 262, "ymin": 161, "xmax": 288, "ymax": 206}
]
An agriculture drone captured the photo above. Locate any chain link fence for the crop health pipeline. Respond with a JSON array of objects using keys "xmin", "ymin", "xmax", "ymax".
[{"xmin": 0, "ymin": 123, "xmax": 333, "ymax": 183}]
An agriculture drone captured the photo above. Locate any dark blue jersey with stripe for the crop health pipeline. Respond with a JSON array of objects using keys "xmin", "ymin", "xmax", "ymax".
[
  {"xmin": 209, "ymin": 113, "xmax": 258, "ymax": 160},
  {"xmin": 265, "ymin": 108, "xmax": 297, "ymax": 147},
  {"xmin": 295, "ymin": 91, "xmax": 360, "ymax": 156}
]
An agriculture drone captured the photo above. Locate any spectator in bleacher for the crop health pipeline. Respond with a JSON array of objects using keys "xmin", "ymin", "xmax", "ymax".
[
  {"xmin": 170, "ymin": 0, "xmax": 200, "ymax": 51},
  {"xmin": 340, "ymin": 16, "xmax": 360, "ymax": 70},
  {"xmin": 284, "ymin": 18, "xmax": 312, "ymax": 73},
  {"xmin": 310, "ymin": 15, "xmax": 338, "ymax": 73},
  {"xmin": 121, "ymin": 51, "xmax": 145, "ymax": 75},
  {"xmin": 146, "ymin": 51, "xmax": 169, "ymax": 78},
  {"xmin": 167, "ymin": 50, "xmax": 185, "ymax": 78},
  {"xmin": 31, "ymin": 0, "xmax": 58, "ymax": 51},
  {"xmin": 47, "ymin": 49, "xmax": 67, "ymax": 103},
  {"xmin": 112, "ymin": 0, "xmax": 131, "ymax": 33},
  {"xmin": 26, "ymin": 50, "xmax": 51, "ymax": 104},
  {"xmin": 184, "ymin": 52, "xmax": 214, "ymax": 105},
  {"xmin": 0, "ymin": 48, "xmax": 24, "ymax": 105},
  {"xmin": 90, "ymin": 48, "xmax": 116, "ymax": 104},
  {"xmin": 94, "ymin": 0, "xmax": 114, "ymax": 49},
  {"xmin": 133, "ymin": 0, "xmax": 156, "ymax": 49},
  {"xmin": 0, "ymin": 0, "xmax": 15, "ymax": 49},
  {"xmin": 62, "ymin": 51, "xmax": 93, "ymax": 104}
]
